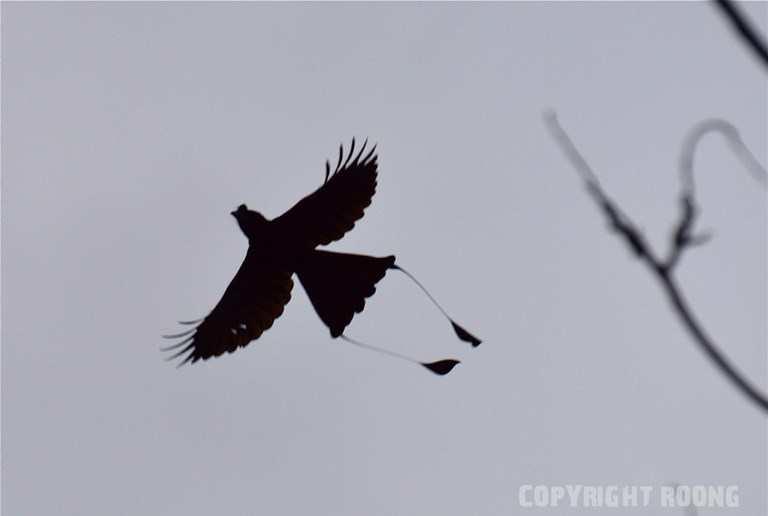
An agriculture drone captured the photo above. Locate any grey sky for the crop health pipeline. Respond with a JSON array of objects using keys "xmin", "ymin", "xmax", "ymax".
[{"xmin": 2, "ymin": 2, "xmax": 766, "ymax": 515}]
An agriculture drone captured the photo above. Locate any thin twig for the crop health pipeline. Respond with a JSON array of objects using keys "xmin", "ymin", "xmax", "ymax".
[
  {"xmin": 544, "ymin": 112, "xmax": 768, "ymax": 413},
  {"xmin": 661, "ymin": 273, "xmax": 768, "ymax": 412},
  {"xmin": 679, "ymin": 118, "xmax": 767, "ymax": 196},
  {"xmin": 713, "ymin": 0, "xmax": 768, "ymax": 71}
]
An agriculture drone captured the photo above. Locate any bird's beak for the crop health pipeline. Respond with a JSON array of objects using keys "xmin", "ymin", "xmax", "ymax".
[{"xmin": 230, "ymin": 211, "xmax": 237, "ymax": 217}]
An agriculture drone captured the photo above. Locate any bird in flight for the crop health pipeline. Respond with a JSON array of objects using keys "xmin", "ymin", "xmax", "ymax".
[{"xmin": 163, "ymin": 139, "xmax": 480, "ymax": 375}]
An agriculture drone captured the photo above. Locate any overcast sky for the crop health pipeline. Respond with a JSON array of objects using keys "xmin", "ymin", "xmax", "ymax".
[{"xmin": 3, "ymin": 2, "xmax": 766, "ymax": 515}]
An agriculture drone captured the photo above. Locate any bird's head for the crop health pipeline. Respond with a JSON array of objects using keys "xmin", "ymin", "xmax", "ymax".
[
  {"xmin": 231, "ymin": 203, "xmax": 250, "ymax": 219},
  {"xmin": 231, "ymin": 204, "xmax": 267, "ymax": 240}
]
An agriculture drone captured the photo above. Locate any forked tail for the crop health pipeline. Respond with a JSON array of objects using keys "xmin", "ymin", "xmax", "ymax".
[{"xmin": 296, "ymin": 250, "xmax": 480, "ymax": 375}]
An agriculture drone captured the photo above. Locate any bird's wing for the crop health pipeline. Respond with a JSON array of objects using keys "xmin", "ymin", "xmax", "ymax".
[
  {"xmin": 163, "ymin": 247, "xmax": 294, "ymax": 365},
  {"xmin": 272, "ymin": 139, "xmax": 378, "ymax": 249}
]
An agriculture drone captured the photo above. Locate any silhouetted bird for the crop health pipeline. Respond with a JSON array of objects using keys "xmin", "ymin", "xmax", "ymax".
[{"xmin": 164, "ymin": 140, "xmax": 480, "ymax": 375}]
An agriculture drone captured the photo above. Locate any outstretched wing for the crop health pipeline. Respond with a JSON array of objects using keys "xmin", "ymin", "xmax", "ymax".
[
  {"xmin": 163, "ymin": 247, "xmax": 294, "ymax": 365},
  {"xmin": 273, "ymin": 139, "xmax": 378, "ymax": 249}
]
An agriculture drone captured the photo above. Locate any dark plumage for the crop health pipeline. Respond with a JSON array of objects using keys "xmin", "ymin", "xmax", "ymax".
[{"xmin": 164, "ymin": 140, "xmax": 479, "ymax": 374}]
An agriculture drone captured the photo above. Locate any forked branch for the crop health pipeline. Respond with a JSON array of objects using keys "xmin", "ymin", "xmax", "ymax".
[{"xmin": 544, "ymin": 112, "xmax": 768, "ymax": 413}]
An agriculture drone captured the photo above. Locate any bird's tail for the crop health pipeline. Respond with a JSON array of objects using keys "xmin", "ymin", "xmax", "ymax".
[
  {"xmin": 388, "ymin": 264, "xmax": 482, "ymax": 347},
  {"xmin": 296, "ymin": 250, "xmax": 395, "ymax": 338},
  {"xmin": 295, "ymin": 250, "xmax": 479, "ymax": 375}
]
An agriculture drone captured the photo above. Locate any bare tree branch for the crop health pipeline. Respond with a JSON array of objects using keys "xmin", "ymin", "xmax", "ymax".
[
  {"xmin": 544, "ymin": 111, "xmax": 768, "ymax": 413},
  {"xmin": 713, "ymin": 0, "xmax": 768, "ymax": 71},
  {"xmin": 679, "ymin": 118, "xmax": 767, "ymax": 195}
]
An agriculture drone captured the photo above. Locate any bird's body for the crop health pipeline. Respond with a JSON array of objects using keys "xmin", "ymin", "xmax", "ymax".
[{"xmin": 165, "ymin": 140, "xmax": 479, "ymax": 374}]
